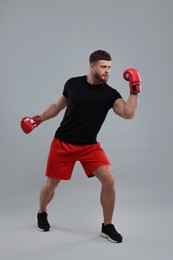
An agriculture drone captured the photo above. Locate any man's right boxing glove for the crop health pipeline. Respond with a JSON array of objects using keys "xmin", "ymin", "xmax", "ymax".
[
  {"xmin": 20, "ymin": 115, "xmax": 42, "ymax": 134},
  {"xmin": 123, "ymin": 68, "xmax": 141, "ymax": 94}
]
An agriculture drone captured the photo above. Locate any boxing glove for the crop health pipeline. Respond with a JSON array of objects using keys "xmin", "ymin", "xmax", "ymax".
[
  {"xmin": 20, "ymin": 115, "xmax": 42, "ymax": 134},
  {"xmin": 123, "ymin": 68, "xmax": 141, "ymax": 94}
]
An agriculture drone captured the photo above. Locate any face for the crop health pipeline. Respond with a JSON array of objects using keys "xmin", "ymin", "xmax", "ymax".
[{"xmin": 90, "ymin": 60, "xmax": 111, "ymax": 84}]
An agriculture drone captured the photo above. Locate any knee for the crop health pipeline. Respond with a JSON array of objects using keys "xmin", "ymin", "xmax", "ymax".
[
  {"xmin": 97, "ymin": 167, "xmax": 115, "ymax": 187},
  {"xmin": 46, "ymin": 177, "xmax": 60, "ymax": 190},
  {"xmin": 104, "ymin": 173, "xmax": 115, "ymax": 187}
]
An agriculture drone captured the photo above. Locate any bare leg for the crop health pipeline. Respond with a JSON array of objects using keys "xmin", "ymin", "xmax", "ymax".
[
  {"xmin": 38, "ymin": 177, "xmax": 60, "ymax": 213},
  {"xmin": 93, "ymin": 165, "xmax": 115, "ymax": 225}
]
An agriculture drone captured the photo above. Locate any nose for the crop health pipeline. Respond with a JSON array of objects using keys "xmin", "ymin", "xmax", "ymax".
[{"xmin": 105, "ymin": 68, "xmax": 109, "ymax": 74}]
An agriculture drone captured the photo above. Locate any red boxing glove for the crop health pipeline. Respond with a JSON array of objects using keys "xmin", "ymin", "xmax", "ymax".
[
  {"xmin": 20, "ymin": 115, "xmax": 42, "ymax": 134},
  {"xmin": 123, "ymin": 68, "xmax": 141, "ymax": 94}
]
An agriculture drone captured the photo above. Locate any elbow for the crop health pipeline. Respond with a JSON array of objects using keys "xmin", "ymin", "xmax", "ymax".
[{"xmin": 123, "ymin": 110, "xmax": 135, "ymax": 119}]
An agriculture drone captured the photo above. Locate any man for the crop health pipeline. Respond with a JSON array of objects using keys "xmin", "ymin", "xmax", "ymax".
[{"xmin": 20, "ymin": 50, "xmax": 141, "ymax": 243}]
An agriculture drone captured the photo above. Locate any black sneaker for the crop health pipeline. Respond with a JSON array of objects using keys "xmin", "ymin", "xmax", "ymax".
[
  {"xmin": 101, "ymin": 223, "xmax": 123, "ymax": 243},
  {"xmin": 37, "ymin": 212, "xmax": 50, "ymax": 232}
]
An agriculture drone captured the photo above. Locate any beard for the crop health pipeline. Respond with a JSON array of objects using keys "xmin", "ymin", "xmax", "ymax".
[{"xmin": 94, "ymin": 72, "xmax": 109, "ymax": 84}]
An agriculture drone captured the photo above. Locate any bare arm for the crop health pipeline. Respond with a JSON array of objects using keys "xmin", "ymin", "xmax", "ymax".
[
  {"xmin": 113, "ymin": 94, "xmax": 138, "ymax": 119},
  {"xmin": 39, "ymin": 95, "xmax": 67, "ymax": 122}
]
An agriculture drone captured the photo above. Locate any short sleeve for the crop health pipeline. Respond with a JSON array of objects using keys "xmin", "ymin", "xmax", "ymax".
[
  {"xmin": 62, "ymin": 78, "xmax": 72, "ymax": 98},
  {"xmin": 114, "ymin": 89, "xmax": 122, "ymax": 100},
  {"xmin": 110, "ymin": 88, "xmax": 122, "ymax": 107}
]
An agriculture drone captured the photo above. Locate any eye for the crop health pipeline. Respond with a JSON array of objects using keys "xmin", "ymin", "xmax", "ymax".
[{"xmin": 101, "ymin": 66, "xmax": 111, "ymax": 69}]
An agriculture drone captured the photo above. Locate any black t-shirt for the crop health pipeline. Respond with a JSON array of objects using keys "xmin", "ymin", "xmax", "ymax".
[{"xmin": 55, "ymin": 76, "xmax": 122, "ymax": 144}]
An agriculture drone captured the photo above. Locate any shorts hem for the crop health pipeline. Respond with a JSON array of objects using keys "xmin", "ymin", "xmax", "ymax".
[{"xmin": 46, "ymin": 174, "xmax": 71, "ymax": 181}]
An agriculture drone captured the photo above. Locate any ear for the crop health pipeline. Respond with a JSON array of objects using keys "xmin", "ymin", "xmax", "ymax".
[{"xmin": 90, "ymin": 63, "xmax": 95, "ymax": 72}]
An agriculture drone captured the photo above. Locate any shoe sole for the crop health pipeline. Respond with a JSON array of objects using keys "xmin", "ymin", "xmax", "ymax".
[
  {"xmin": 100, "ymin": 232, "xmax": 122, "ymax": 243},
  {"xmin": 37, "ymin": 226, "xmax": 50, "ymax": 232}
]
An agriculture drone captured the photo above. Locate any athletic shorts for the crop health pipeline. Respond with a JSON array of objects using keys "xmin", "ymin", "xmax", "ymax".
[{"xmin": 45, "ymin": 138, "xmax": 111, "ymax": 180}]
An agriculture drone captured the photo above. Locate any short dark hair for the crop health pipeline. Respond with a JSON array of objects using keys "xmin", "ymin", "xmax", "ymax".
[{"xmin": 89, "ymin": 50, "xmax": 111, "ymax": 63}]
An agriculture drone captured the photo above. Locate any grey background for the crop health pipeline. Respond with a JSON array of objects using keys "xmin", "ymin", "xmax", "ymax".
[{"xmin": 1, "ymin": 0, "xmax": 172, "ymax": 259}]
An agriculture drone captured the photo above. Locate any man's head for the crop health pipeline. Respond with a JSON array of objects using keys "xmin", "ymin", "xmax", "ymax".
[
  {"xmin": 89, "ymin": 50, "xmax": 111, "ymax": 64},
  {"xmin": 89, "ymin": 50, "xmax": 112, "ymax": 84}
]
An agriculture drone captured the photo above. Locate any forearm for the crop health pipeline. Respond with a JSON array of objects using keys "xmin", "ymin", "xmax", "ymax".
[
  {"xmin": 123, "ymin": 94, "xmax": 138, "ymax": 119},
  {"xmin": 39, "ymin": 103, "xmax": 62, "ymax": 122},
  {"xmin": 20, "ymin": 96, "xmax": 67, "ymax": 134},
  {"xmin": 39, "ymin": 95, "xmax": 67, "ymax": 122},
  {"xmin": 20, "ymin": 102, "xmax": 66, "ymax": 134}
]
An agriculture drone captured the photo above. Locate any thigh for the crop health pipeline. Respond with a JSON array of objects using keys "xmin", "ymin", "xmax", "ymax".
[{"xmin": 45, "ymin": 138, "xmax": 76, "ymax": 180}]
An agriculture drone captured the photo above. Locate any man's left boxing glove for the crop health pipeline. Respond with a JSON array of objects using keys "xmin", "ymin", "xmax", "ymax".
[
  {"xmin": 123, "ymin": 68, "xmax": 141, "ymax": 94},
  {"xmin": 20, "ymin": 115, "xmax": 42, "ymax": 134}
]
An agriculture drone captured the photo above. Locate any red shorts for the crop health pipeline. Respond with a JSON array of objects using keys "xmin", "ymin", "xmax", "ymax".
[{"xmin": 45, "ymin": 138, "xmax": 111, "ymax": 180}]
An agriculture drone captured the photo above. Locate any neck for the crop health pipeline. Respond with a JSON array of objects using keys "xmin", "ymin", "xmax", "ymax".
[{"xmin": 86, "ymin": 74, "xmax": 103, "ymax": 85}]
